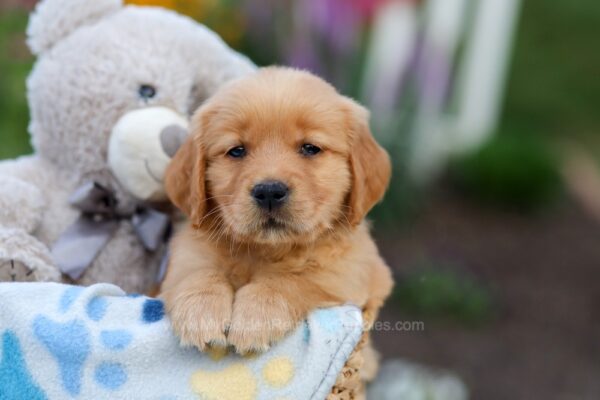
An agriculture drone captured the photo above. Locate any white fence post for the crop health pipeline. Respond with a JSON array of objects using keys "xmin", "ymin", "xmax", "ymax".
[
  {"xmin": 361, "ymin": 0, "xmax": 418, "ymax": 145},
  {"xmin": 409, "ymin": 0, "xmax": 522, "ymax": 182},
  {"xmin": 449, "ymin": 0, "xmax": 522, "ymax": 154},
  {"xmin": 409, "ymin": 0, "xmax": 469, "ymax": 181}
]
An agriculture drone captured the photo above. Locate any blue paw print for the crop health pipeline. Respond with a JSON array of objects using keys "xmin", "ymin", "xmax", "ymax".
[
  {"xmin": 0, "ymin": 331, "xmax": 47, "ymax": 400},
  {"xmin": 32, "ymin": 317, "xmax": 90, "ymax": 395},
  {"xmin": 142, "ymin": 298, "xmax": 164, "ymax": 323},
  {"xmin": 100, "ymin": 330, "xmax": 132, "ymax": 351},
  {"xmin": 94, "ymin": 362, "xmax": 128, "ymax": 390},
  {"xmin": 32, "ymin": 286, "xmax": 164, "ymax": 396},
  {"xmin": 86, "ymin": 297, "xmax": 108, "ymax": 321}
]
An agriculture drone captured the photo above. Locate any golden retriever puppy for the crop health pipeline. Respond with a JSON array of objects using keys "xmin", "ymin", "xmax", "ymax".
[{"xmin": 160, "ymin": 67, "xmax": 393, "ymax": 355}]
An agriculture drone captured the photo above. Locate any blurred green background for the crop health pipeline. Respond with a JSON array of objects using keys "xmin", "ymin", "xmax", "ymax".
[
  {"xmin": 3, "ymin": 0, "xmax": 599, "ymax": 209},
  {"xmin": 0, "ymin": 9, "xmax": 30, "ymax": 159}
]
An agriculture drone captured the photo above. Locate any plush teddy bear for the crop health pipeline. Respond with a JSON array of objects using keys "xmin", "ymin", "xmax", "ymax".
[{"xmin": 0, "ymin": 0, "xmax": 255, "ymax": 293}]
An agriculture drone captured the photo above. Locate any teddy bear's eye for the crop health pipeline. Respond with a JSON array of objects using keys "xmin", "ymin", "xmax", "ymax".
[{"xmin": 138, "ymin": 84, "xmax": 157, "ymax": 100}]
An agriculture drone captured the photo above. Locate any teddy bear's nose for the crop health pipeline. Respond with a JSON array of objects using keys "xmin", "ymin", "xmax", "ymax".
[{"xmin": 160, "ymin": 125, "xmax": 188, "ymax": 157}]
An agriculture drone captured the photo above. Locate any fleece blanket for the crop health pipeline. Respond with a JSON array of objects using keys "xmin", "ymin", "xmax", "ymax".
[{"xmin": 0, "ymin": 283, "xmax": 363, "ymax": 400}]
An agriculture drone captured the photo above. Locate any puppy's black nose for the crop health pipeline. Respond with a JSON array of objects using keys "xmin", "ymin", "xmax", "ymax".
[{"xmin": 251, "ymin": 181, "xmax": 289, "ymax": 211}]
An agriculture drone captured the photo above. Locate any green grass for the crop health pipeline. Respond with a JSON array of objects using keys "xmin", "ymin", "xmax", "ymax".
[
  {"xmin": 500, "ymin": 0, "xmax": 600, "ymax": 141},
  {"xmin": 450, "ymin": 132, "xmax": 562, "ymax": 211},
  {"xmin": 391, "ymin": 262, "xmax": 494, "ymax": 326},
  {"xmin": 0, "ymin": 10, "xmax": 33, "ymax": 159}
]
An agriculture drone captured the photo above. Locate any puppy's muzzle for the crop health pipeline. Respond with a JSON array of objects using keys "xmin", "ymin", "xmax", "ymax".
[{"xmin": 251, "ymin": 180, "xmax": 289, "ymax": 211}]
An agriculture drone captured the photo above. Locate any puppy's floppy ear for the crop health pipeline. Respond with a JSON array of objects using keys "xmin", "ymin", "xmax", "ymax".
[
  {"xmin": 165, "ymin": 107, "xmax": 212, "ymax": 228},
  {"xmin": 343, "ymin": 98, "xmax": 391, "ymax": 226}
]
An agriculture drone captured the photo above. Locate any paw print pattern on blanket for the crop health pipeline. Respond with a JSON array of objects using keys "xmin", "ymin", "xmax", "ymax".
[
  {"xmin": 187, "ymin": 310, "xmax": 359, "ymax": 400},
  {"xmin": 32, "ymin": 317, "xmax": 91, "ymax": 395},
  {"xmin": 0, "ymin": 331, "xmax": 47, "ymax": 400},
  {"xmin": 32, "ymin": 287, "xmax": 164, "ymax": 396},
  {"xmin": 190, "ymin": 356, "xmax": 296, "ymax": 400},
  {"xmin": 0, "ymin": 283, "xmax": 363, "ymax": 400}
]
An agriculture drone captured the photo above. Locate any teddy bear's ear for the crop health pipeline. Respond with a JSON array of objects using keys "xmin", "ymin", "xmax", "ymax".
[{"xmin": 27, "ymin": 0, "xmax": 122, "ymax": 55}]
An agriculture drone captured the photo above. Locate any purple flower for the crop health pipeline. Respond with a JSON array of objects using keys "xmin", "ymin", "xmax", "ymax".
[{"xmin": 302, "ymin": 0, "xmax": 363, "ymax": 55}]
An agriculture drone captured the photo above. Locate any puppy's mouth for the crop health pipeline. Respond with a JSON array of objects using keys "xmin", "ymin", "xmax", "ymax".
[{"xmin": 262, "ymin": 217, "xmax": 287, "ymax": 231}]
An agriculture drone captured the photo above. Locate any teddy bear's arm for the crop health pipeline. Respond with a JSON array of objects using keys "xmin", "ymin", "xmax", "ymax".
[
  {"xmin": 0, "ymin": 228, "xmax": 60, "ymax": 282},
  {"xmin": 0, "ymin": 164, "xmax": 61, "ymax": 282},
  {"xmin": 0, "ymin": 175, "xmax": 45, "ymax": 233}
]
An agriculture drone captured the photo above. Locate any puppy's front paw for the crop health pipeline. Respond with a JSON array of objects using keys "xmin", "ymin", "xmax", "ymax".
[
  {"xmin": 167, "ymin": 289, "xmax": 233, "ymax": 351},
  {"xmin": 227, "ymin": 287, "xmax": 303, "ymax": 355}
]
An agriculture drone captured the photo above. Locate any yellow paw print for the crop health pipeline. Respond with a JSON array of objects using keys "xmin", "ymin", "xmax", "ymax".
[
  {"xmin": 262, "ymin": 357, "xmax": 294, "ymax": 388},
  {"xmin": 190, "ymin": 357, "xmax": 295, "ymax": 400}
]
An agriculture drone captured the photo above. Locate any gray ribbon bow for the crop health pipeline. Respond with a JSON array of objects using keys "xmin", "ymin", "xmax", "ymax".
[{"xmin": 51, "ymin": 182, "xmax": 170, "ymax": 280}]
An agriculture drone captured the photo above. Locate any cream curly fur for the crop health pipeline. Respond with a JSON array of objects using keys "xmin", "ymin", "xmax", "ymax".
[{"xmin": 0, "ymin": 0, "xmax": 255, "ymax": 291}]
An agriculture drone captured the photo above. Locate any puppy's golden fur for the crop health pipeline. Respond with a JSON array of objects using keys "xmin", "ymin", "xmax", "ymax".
[{"xmin": 160, "ymin": 67, "xmax": 393, "ymax": 355}]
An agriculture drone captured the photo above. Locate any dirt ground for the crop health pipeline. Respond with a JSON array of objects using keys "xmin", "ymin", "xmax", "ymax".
[{"xmin": 372, "ymin": 191, "xmax": 600, "ymax": 400}]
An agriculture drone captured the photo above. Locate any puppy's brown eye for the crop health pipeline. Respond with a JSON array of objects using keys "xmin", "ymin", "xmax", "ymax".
[
  {"xmin": 300, "ymin": 144, "xmax": 321, "ymax": 156},
  {"xmin": 227, "ymin": 146, "xmax": 246, "ymax": 158}
]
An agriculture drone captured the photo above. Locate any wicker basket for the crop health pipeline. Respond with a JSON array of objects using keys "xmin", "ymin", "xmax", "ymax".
[{"xmin": 327, "ymin": 320, "xmax": 378, "ymax": 400}]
